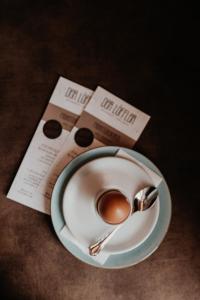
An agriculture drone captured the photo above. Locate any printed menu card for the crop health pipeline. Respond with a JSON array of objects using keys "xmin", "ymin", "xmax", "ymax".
[
  {"xmin": 7, "ymin": 77, "xmax": 93, "ymax": 213},
  {"xmin": 7, "ymin": 78, "xmax": 150, "ymax": 214}
]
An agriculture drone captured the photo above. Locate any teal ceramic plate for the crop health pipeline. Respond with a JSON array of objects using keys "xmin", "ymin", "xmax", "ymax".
[{"xmin": 51, "ymin": 146, "xmax": 171, "ymax": 269}]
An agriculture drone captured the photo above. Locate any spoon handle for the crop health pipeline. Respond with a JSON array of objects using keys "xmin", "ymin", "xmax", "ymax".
[{"xmin": 89, "ymin": 225, "xmax": 121, "ymax": 256}]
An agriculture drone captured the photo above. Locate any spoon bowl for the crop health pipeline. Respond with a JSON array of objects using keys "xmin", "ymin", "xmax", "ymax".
[{"xmin": 133, "ymin": 186, "xmax": 158, "ymax": 212}]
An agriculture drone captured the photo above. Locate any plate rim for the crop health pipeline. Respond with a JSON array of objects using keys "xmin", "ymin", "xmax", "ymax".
[{"xmin": 51, "ymin": 146, "xmax": 172, "ymax": 269}]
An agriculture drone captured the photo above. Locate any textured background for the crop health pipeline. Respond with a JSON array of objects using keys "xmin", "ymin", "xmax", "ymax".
[{"xmin": 0, "ymin": 1, "xmax": 199, "ymax": 299}]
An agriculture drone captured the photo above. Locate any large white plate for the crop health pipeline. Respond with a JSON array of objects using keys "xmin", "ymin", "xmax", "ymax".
[
  {"xmin": 62, "ymin": 156, "xmax": 160, "ymax": 254},
  {"xmin": 51, "ymin": 146, "xmax": 171, "ymax": 269}
]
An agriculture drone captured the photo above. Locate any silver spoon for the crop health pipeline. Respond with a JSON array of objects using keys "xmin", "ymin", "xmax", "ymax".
[{"xmin": 89, "ymin": 186, "xmax": 158, "ymax": 256}]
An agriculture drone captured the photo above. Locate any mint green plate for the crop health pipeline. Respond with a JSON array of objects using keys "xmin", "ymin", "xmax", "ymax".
[{"xmin": 51, "ymin": 147, "xmax": 171, "ymax": 269}]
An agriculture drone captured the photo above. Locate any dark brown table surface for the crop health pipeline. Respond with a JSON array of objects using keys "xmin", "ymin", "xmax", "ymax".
[{"xmin": 0, "ymin": 1, "xmax": 199, "ymax": 299}]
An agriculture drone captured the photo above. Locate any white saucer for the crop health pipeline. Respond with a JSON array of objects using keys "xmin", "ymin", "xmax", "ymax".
[{"xmin": 62, "ymin": 156, "xmax": 160, "ymax": 255}]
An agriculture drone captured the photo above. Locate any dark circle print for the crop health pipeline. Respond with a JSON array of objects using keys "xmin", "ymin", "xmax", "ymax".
[
  {"xmin": 74, "ymin": 128, "xmax": 94, "ymax": 147},
  {"xmin": 43, "ymin": 119, "xmax": 62, "ymax": 139}
]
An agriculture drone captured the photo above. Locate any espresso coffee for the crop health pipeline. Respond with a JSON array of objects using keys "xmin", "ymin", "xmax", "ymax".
[{"xmin": 97, "ymin": 190, "xmax": 131, "ymax": 225}]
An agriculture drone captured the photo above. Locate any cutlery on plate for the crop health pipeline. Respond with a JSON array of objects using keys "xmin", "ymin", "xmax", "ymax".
[{"xmin": 89, "ymin": 186, "xmax": 158, "ymax": 256}]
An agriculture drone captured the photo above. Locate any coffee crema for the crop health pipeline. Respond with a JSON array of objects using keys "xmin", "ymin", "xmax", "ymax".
[{"xmin": 97, "ymin": 190, "xmax": 131, "ymax": 225}]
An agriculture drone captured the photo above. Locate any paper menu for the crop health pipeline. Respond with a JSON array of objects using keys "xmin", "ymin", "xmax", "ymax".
[
  {"xmin": 38, "ymin": 86, "xmax": 150, "ymax": 213},
  {"xmin": 7, "ymin": 81, "xmax": 150, "ymax": 215},
  {"xmin": 7, "ymin": 77, "xmax": 93, "ymax": 213},
  {"xmin": 76, "ymin": 86, "xmax": 150, "ymax": 147}
]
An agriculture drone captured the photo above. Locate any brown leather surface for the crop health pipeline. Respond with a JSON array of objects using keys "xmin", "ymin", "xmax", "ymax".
[{"xmin": 0, "ymin": 1, "xmax": 199, "ymax": 299}]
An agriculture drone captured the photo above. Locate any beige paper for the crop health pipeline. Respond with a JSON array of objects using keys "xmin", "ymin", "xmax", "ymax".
[
  {"xmin": 7, "ymin": 77, "xmax": 93, "ymax": 213},
  {"xmin": 39, "ymin": 86, "xmax": 150, "ymax": 213}
]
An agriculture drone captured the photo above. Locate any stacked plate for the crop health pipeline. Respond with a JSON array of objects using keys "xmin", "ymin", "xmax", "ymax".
[{"xmin": 51, "ymin": 146, "xmax": 171, "ymax": 269}]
